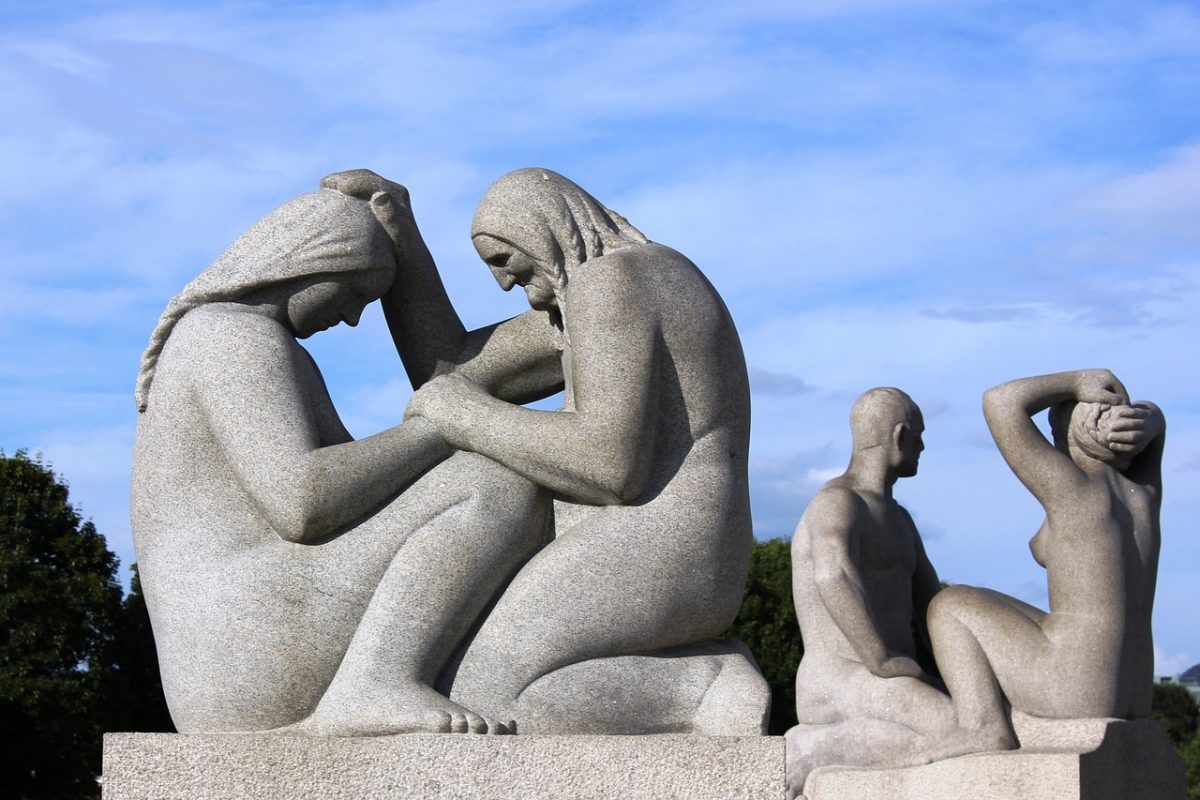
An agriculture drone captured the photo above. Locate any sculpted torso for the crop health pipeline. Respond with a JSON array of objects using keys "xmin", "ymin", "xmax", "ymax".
[
  {"xmin": 133, "ymin": 309, "xmax": 363, "ymax": 727},
  {"xmin": 793, "ymin": 486, "xmax": 921, "ymax": 670}
]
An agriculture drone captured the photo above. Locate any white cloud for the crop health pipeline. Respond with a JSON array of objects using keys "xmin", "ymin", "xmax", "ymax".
[
  {"xmin": 1076, "ymin": 142, "xmax": 1200, "ymax": 243},
  {"xmin": 1155, "ymin": 644, "xmax": 1196, "ymax": 678}
]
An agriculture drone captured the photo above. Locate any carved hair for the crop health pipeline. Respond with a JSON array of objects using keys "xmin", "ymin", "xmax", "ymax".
[
  {"xmin": 1049, "ymin": 401, "xmax": 1144, "ymax": 466},
  {"xmin": 850, "ymin": 387, "xmax": 921, "ymax": 451},
  {"xmin": 469, "ymin": 168, "xmax": 649, "ymax": 289},
  {"xmin": 134, "ymin": 189, "xmax": 394, "ymax": 412}
]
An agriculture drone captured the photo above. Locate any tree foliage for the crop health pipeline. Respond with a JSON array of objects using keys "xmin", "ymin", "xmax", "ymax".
[
  {"xmin": 100, "ymin": 566, "xmax": 175, "ymax": 735},
  {"xmin": 1152, "ymin": 682, "xmax": 1200, "ymax": 747},
  {"xmin": 0, "ymin": 450, "xmax": 124, "ymax": 799},
  {"xmin": 723, "ymin": 537, "xmax": 802, "ymax": 734}
]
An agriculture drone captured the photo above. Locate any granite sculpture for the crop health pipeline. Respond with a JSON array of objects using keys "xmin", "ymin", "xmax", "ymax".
[
  {"xmin": 922, "ymin": 369, "xmax": 1165, "ymax": 759},
  {"xmin": 784, "ymin": 388, "xmax": 955, "ymax": 797},
  {"xmin": 131, "ymin": 168, "xmax": 768, "ymax": 738}
]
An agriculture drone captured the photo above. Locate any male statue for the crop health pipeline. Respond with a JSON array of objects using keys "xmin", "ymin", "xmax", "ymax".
[{"xmin": 785, "ymin": 387, "xmax": 955, "ymax": 797}]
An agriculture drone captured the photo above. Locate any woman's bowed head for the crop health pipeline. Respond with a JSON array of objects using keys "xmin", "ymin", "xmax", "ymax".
[
  {"xmin": 134, "ymin": 188, "xmax": 397, "ymax": 411},
  {"xmin": 468, "ymin": 168, "xmax": 649, "ymax": 319}
]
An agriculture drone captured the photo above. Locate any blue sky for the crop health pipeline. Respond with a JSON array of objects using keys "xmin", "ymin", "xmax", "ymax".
[{"xmin": 2, "ymin": 1, "xmax": 1197, "ymax": 673}]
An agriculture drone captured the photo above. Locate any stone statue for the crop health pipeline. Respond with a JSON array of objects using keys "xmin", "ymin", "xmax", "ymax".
[
  {"xmin": 131, "ymin": 168, "xmax": 768, "ymax": 738},
  {"xmin": 132, "ymin": 188, "xmax": 546, "ymax": 736},
  {"xmin": 328, "ymin": 168, "xmax": 769, "ymax": 735},
  {"xmin": 785, "ymin": 388, "xmax": 955, "ymax": 797},
  {"xmin": 922, "ymin": 369, "xmax": 1165, "ymax": 760}
]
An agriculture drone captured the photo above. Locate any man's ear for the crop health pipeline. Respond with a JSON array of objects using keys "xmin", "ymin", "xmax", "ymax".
[{"xmin": 892, "ymin": 422, "xmax": 909, "ymax": 451}]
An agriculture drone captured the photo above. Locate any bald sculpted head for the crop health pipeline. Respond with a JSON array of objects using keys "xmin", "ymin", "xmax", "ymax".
[{"xmin": 850, "ymin": 387, "xmax": 925, "ymax": 477}]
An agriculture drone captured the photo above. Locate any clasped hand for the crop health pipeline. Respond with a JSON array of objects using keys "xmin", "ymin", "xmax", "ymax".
[{"xmin": 404, "ymin": 374, "xmax": 493, "ymax": 447}]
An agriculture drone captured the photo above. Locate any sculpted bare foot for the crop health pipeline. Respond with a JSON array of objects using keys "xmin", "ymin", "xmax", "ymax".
[
  {"xmin": 286, "ymin": 681, "xmax": 515, "ymax": 736},
  {"xmin": 911, "ymin": 724, "xmax": 1015, "ymax": 765}
]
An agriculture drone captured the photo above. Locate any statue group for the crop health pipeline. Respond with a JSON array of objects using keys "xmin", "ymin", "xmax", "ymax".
[{"xmin": 130, "ymin": 169, "xmax": 1167, "ymax": 795}]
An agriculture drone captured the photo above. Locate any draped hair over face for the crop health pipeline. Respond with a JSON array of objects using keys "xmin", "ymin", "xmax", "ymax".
[
  {"xmin": 470, "ymin": 168, "xmax": 649, "ymax": 279},
  {"xmin": 134, "ymin": 189, "xmax": 394, "ymax": 412}
]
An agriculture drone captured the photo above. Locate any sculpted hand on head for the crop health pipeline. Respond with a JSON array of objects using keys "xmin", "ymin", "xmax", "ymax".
[
  {"xmin": 1049, "ymin": 399, "xmax": 1154, "ymax": 471},
  {"xmin": 134, "ymin": 189, "xmax": 395, "ymax": 410}
]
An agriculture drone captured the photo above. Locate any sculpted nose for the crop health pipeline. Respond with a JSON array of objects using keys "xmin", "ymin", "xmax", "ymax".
[
  {"xmin": 344, "ymin": 305, "xmax": 364, "ymax": 327},
  {"xmin": 490, "ymin": 266, "xmax": 517, "ymax": 291}
]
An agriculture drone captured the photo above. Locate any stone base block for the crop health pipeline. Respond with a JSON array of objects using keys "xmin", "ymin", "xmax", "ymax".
[
  {"xmin": 804, "ymin": 717, "xmax": 1187, "ymax": 800},
  {"xmin": 102, "ymin": 732, "xmax": 785, "ymax": 800}
]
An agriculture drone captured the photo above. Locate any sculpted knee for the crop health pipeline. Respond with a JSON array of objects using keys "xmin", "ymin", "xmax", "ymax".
[
  {"xmin": 449, "ymin": 451, "xmax": 542, "ymax": 514},
  {"xmin": 927, "ymin": 584, "xmax": 973, "ymax": 630}
]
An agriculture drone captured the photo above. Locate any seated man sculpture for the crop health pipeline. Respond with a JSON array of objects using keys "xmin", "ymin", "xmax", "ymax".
[
  {"xmin": 923, "ymin": 369, "xmax": 1165, "ymax": 759},
  {"xmin": 785, "ymin": 388, "xmax": 955, "ymax": 797},
  {"xmin": 131, "ymin": 168, "xmax": 768, "ymax": 738}
]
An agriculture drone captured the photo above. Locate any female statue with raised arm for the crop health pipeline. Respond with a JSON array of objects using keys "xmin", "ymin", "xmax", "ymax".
[
  {"xmin": 132, "ymin": 187, "xmax": 551, "ymax": 736},
  {"xmin": 923, "ymin": 368, "xmax": 1165, "ymax": 758},
  {"xmin": 326, "ymin": 168, "xmax": 770, "ymax": 734}
]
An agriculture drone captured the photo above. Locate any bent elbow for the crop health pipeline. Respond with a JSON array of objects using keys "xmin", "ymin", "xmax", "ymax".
[
  {"xmin": 982, "ymin": 387, "xmax": 1004, "ymax": 422},
  {"xmin": 601, "ymin": 459, "xmax": 651, "ymax": 505},
  {"xmin": 575, "ymin": 465, "xmax": 647, "ymax": 506},
  {"xmin": 265, "ymin": 497, "xmax": 328, "ymax": 545}
]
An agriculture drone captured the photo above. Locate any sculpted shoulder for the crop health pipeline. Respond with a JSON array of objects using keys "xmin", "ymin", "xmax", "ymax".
[
  {"xmin": 800, "ymin": 482, "xmax": 867, "ymax": 540},
  {"xmin": 573, "ymin": 243, "xmax": 689, "ymax": 287},
  {"xmin": 166, "ymin": 305, "xmax": 299, "ymax": 378}
]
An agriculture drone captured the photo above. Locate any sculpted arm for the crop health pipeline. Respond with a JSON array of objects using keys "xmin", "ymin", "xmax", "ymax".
[
  {"xmin": 808, "ymin": 488, "xmax": 922, "ymax": 678},
  {"xmin": 193, "ymin": 312, "xmax": 451, "ymax": 544},
  {"xmin": 406, "ymin": 263, "xmax": 657, "ymax": 505},
  {"xmin": 320, "ymin": 170, "xmax": 562, "ymax": 402},
  {"xmin": 982, "ymin": 369, "xmax": 1128, "ymax": 506}
]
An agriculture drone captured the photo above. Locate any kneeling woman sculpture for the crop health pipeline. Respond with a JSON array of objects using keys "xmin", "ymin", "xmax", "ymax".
[
  {"xmin": 925, "ymin": 369, "xmax": 1165, "ymax": 757},
  {"xmin": 131, "ymin": 170, "xmax": 768, "ymax": 737}
]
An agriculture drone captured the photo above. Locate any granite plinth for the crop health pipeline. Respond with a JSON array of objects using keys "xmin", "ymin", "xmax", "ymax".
[
  {"xmin": 102, "ymin": 733, "xmax": 784, "ymax": 800},
  {"xmin": 804, "ymin": 717, "xmax": 1187, "ymax": 800}
]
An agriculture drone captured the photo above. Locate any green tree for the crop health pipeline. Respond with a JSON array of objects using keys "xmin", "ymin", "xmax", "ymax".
[
  {"xmin": 1181, "ymin": 729, "xmax": 1200, "ymax": 800},
  {"xmin": 1152, "ymin": 682, "xmax": 1200, "ymax": 747},
  {"xmin": 723, "ymin": 538, "xmax": 802, "ymax": 734},
  {"xmin": 0, "ymin": 450, "xmax": 124, "ymax": 799},
  {"xmin": 100, "ymin": 565, "xmax": 174, "ymax": 735}
]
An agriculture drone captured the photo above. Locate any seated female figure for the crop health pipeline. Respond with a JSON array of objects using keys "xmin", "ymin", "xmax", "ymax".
[
  {"xmin": 924, "ymin": 368, "xmax": 1165, "ymax": 758},
  {"xmin": 132, "ymin": 188, "xmax": 553, "ymax": 736}
]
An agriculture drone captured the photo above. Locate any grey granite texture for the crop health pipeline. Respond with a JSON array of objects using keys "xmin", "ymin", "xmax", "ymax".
[
  {"xmin": 131, "ymin": 168, "xmax": 767, "ymax": 738},
  {"xmin": 101, "ymin": 733, "xmax": 785, "ymax": 800},
  {"xmin": 923, "ymin": 370, "xmax": 1165, "ymax": 760},
  {"xmin": 803, "ymin": 716, "xmax": 1187, "ymax": 800},
  {"xmin": 785, "ymin": 388, "xmax": 953, "ymax": 796}
]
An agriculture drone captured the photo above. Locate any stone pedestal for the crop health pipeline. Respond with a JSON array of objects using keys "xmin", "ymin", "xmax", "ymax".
[
  {"xmin": 102, "ymin": 733, "xmax": 785, "ymax": 800},
  {"xmin": 804, "ymin": 717, "xmax": 1187, "ymax": 800},
  {"xmin": 102, "ymin": 719, "xmax": 1188, "ymax": 800}
]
